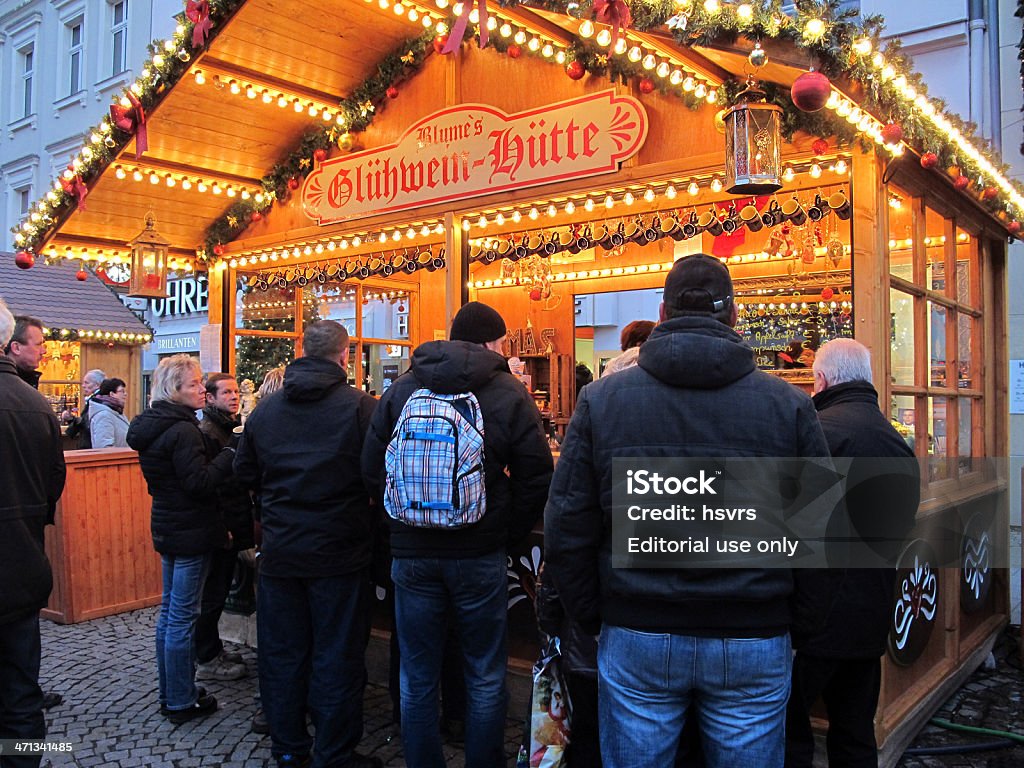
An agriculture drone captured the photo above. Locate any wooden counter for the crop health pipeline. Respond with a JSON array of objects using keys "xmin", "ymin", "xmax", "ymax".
[{"xmin": 42, "ymin": 449, "xmax": 162, "ymax": 624}]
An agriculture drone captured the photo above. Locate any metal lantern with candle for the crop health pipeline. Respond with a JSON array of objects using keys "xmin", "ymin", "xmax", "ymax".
[
  {"xmin": 722, "ymin": 81, "xmax": 784, "ymax": 196},
  {"xmin": 128, "ymin": 212, "xmax": 170, "ymax": 298}
]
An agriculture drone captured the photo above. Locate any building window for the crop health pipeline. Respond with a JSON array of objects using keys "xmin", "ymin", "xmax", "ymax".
[
  {"xmin": 17, "ymin": 187, "xmax": 31, "ymax": 216},
  {"xmin": 68, "ymin": 20, "xmax": 84, "ymax": 94},
  {"xmin": 20, "ymin": 45, "xmax": 34, "ymax": 118},
  {"xmin": 111, "ymin": 0, "xmax": 127, "ymax": 75}
]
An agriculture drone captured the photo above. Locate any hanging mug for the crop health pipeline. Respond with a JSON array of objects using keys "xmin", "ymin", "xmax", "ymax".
[
  {"xmin": 781, "ymin": 197, "xmax": 807, "ymax": 226},
  {"xmin": 594, "ymin": 223, "xmax": 619, "ymax": 250},
  {"xmin": 416, "ymin": 250, "xmax": 435, "ymax": 271},
  {"xmin": 380, "ymin": 259, "xmax": 395, "ymax": 277},
  {"xmin": 807, "ymin": 193, "xmax": 829, "ymax": 222},
  {"xmin": 390, "ymin": 253, "xmax": 407, "ymax": 273},
  {"xmin": 403, "ymin": 256, "xmax": 419, "ymax": 274},
  {"xmin": 761, "ymin": 199, "xmax": 783, "ymax": 228},
  {"xmin": 660, "ymin": 214, "xmax": 682, "ymax": 240},
  {"xmin": 430, "ymin": 248, "xmax": 446, "ymax": 271},
  {"xmin": 514, "ymin": 236, "xmax": 530, "ymax": 261},
  {"xmin": 556, "ymin": 229, "xmax": 575, "ymax": 251},
  {"xmin": 497, "ymin": 237, "xmax": 515, "ymax": 259},
  {"xmin": 469, "ymin": 243, "xmax": 483, "ymax": 262},
  {"xmin": 356, "ymin": 262, "xmax": 371, "ymax": 280},
  {"xmin": 740, "ymin": 204, "xmax": 763, "ymax": 232},
  {"xmin": 367, "ymin": 257, "xmax": 384, "ymax": 276},
  {"xmin": 254, "ymin": 274, "xmax": 269, "ymax": 291},
  {"xmin": 643, "ymin": 216, "xmax": 661, "ymax": 243},
  {"xmin": 828, "ymin": 191, "xmax": 852, "ymax": 220},
  {"xmin": 295, "ymin": 268, "xmax": 310, "ymax": 286},
  {"xmin": 543, "ymin": 232, "xmax": 560, "ymax": 256},
  {"xmin": 624, "ymin": 217, "xmax": 646, "ymax": 244},
  {"xmin": 314, "ymin": 266, "xmax": 328, "ymax": 283},
  {"xmin": 527, "ymin": 232, "xmax": 546, "ymax": 254},
  {"xmin": 326, "ymin": 263, "xmax": 342, "ymax": 280},
  {"xmin": 697, "ymin": 209, "xmax": 724, "ymax": 237},
  {"xmin": 720, "ymin": 207, "xmax": 741, "ymax": 235},
  {"xmin": 681, "ymin": 211, "xmax": 700, "ymax": 240}
]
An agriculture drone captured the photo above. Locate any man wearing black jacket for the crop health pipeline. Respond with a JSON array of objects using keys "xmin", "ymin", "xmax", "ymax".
[
  {"xmin": 785, "ymin": 338, "xmax": 920, "ymax": 768},
  {"xmin": 195, "ymin": 373, "xmax": 251, "ymax": 682},
  {"xmin": 0, "ymin": 298, "xmax": 66, "ymax": 768},
  {"xmin": 234, "ymin": 321, "xmax": 380, "ymax": 768},
  {"xmin": 362, "ymin": 301, "xmax": 553, "ymax": 768},
  {"xmin": 544, "ymin": 255, "xmax": 834, "ymax": 768}
]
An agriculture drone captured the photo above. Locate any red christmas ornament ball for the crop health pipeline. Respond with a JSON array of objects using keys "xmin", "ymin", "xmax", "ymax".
[
  {"xmin": 433, "ymin": 35, "xmax": 450, "ymax": 55},
  {"xmin": 313, "ymin": 148, "xmax": 327, "ymax": 163},
  {"xmin": 213, "ymin": 244, "xmax": 225, "ymax": 256},
  {"xmin": 790, "ymin": 71, "xmax": 831, "ymax": 112},
  {"xmin": 638, "ymin": 77, "xmax": 655, "ymax": 95},
  {"xmin": 529, "ymin": 287, "xmax": 542, "ymax": 301},
  {"xmin": 811, "ymin": 138, "xmax": 829, "ymax": 157},
  {"xmin": 920, "ymin": 152, "xmax": 938, "ymax": 169},
  {"xmin": 880, "ymin": 122, "xmax": 903, "ymax": 145},
  {"xmin": 982, "ymin": 186, "xmax": 998, "ymax": 201},
  {"xmin": 566, "ymin": 61, "xmax": 585, "ymax": 80},
  {"xmin": 250, "ymin": 211, "xmax": 263, "ymax": 223},
  {"xmin": 398, "ymin": 303, "xmax": 406, "ymax": 312},
  {"xmin": 507, "ymin": 44, "xmax": 522, "ymax": 59},
  {"xmin": 954, "ymin": 175, "xmax": 971, "ymax": 191},
  {"xmin": 820, "ymin": 287, "xmax": 834, "ymax": 301},
  {"xmin": 14, "ymin": 251, "xmax": 35, "ymax": 270},
  {"xmin": 1008, "ymin": 221, "xmax": 1021, "ymax": 235},
  {"xmin": 76, "ymin": 269, "xmax": 88, "ymax": 282},
  {"xmin": 386, "ymin": 86, "xmax": 400, "ymax": 99},
  {"xmin": 287, "ymin": 176, "xmax": 300, "ymax": 191}
]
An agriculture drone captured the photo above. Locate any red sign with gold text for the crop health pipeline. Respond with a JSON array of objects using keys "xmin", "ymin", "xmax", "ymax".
[{"xmin": 302, "ymin": 90, "xmax": 648, "ymax": 225}]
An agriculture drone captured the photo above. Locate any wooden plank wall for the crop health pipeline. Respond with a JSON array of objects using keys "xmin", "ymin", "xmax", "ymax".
[{"xmin": 42, "ymin": 449, "xmax": 161, "ymax": 624}]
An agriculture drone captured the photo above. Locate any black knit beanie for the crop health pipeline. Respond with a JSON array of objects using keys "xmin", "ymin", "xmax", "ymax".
[{"xmin": 450, "ymin": 302, "xmax": 507, "ymax": 344}]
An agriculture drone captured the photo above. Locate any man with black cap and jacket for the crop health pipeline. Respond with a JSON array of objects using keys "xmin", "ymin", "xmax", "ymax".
[
  {"xmin": 785, "ymin": 338, "xmax": 919, "ymax": 768},
  {"xmin": 544, "ymin": 254, "xmax": 835, "ymax": 768},
  {"xmin": 362, "ymin": 301, "xmax": 553, "ymax": 768},
  {"xmin": 234, "ymin": 320, "xmax": 381, "ymax": 768}
]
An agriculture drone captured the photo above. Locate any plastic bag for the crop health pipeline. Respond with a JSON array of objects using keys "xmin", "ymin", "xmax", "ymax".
[{"xmin": 526, "ymin": 636, "xmax": 571, "ymax": 768}]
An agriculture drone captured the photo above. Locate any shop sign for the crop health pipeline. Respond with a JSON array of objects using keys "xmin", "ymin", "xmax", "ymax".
[
  {"xmin": 302, "ymin": 90, "xmax": 648, "ymax": 225},
  {"xmin": 155, "ymin": 332, "xmax": 200, "ymax": 353},
  {"xmin": 151, "ymin": 277, "xmax": 209, "ymax": 318}
]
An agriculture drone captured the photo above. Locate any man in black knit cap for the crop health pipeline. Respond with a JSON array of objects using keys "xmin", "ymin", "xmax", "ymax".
[{"xmin": 362, "ymin": 301, "xmax": 553, "ymax": 768}]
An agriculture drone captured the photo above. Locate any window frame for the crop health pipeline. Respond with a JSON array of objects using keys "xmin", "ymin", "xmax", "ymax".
[
  {"xmin": 67, "ymin": 18, "xmax": 84, "ymax": 95},
  {"xmin": 110, "ymin": 0, "xmax": 128, "ymax": 76},
  {"xmin": 20, "ymin": 43, "xmax": 34, "ymax": 119}
]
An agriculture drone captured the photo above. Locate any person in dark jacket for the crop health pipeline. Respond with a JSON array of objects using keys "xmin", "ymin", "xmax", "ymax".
[
  {"xmin": 362, "ymin": 301, "xmax": 553, "ymax": 768},
  {"xmin": 0, "ymin": 298, "xmax": 66, "ymax": 768},
  {"xmin": 234, "ymin": 321, "xmax": 381, "ymax": 768},
  {"xmin": 63, "ymin": 368, "xmax": 105, "ymax": 448},
  {"xmin": 4, "ymin": 315, "xmax": 46, "ymax": 389},
  {"xmin": 544, "ymin": 254, "xmax": 835, "ymax": 768},
  {"xmin": 194, "ymin": 373, "xmax": 251, "ymax": 682},
  {"xmin": 126, "ymin": 354, "xmax": 235, "ymax": 724},
  {"xmin": 785, "ymin": 338, "xmax": 920, "ymax": 768}
]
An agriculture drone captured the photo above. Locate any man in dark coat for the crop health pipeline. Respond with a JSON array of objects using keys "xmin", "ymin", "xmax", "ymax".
[
  {"xmin": 4, "ymin": 315, "xmax": 46, "ymax": 389},
  {"xmin": 785, "ymin": 338, "xmax": 920, "ymax": 768},
  {"xmin": 544, "ymin": 255, "xmax": 835, "ymax": 768},
  {"xmin": 0, "ymin": 299, "xmax": 66, "ymax": 768},
  {"xmin": 234, "ymin": 320, "xmax": 381, "ymax": 768},
  {"xmin": 195, "ymin": 373, "xmax": 252, "ymax": 682},
  {"xmin": 361, "ymin": 301, "xmax": 553, "ymax": 768}
]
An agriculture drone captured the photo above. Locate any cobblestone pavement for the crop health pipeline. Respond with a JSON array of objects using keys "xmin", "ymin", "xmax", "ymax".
[{"xmin": 33, "ymin": 608, "xmax": 1024, "ymax": 767}]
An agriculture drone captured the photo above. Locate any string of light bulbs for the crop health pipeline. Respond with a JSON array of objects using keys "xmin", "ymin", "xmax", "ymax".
[{"xmin": 112, "ymin": 163, "xmax": 265, "ymax": 200}]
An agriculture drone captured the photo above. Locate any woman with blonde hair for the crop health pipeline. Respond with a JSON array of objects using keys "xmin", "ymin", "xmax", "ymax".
[
  {"xmin": 126, "ymin": 354, "xmax": 236, "ymax": 724},
  {"xmin": 257, "ymin": 366, "xmax": 285, "ymax": 402}
]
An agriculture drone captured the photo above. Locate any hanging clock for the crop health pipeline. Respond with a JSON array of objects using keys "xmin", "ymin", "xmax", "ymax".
[{"xmin": 103, "ymin": 263, "xmax": 131, "ymax": 284}]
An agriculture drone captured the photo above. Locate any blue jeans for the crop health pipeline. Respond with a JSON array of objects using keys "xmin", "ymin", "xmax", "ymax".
[
  {"xmin": 598, "ymin": 626, "xmax": 792, "ymax": 768},
  {"xmin": 156, "ymin": 553, "xmax": 210, "ymax": 711},
  {"xmin": 392, "ymin": 553, "xmax": 508, "ymax": 768},
  {"xmin": 258, "ymin": 570, "xmax": 372, "ymax": 767}
]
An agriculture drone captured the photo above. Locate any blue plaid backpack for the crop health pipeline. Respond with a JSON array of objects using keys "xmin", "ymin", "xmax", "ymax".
[{"xmin": 384, "ymin": 388, "xmax": 486, "ymax": 528}]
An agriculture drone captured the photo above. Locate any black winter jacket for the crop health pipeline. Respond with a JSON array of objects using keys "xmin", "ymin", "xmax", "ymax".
[
  {"xmin": 0, "ymin": 356, "xmax": 66, "ymax": 624},
  {"xmin": 544, "ymin": 316, "xmax": 835, "ymax": 640},
  {"xmin": 362, "ymin": 341, "xmax": 553, "ymax": 558},
  {"xmin": 126, "ymin": 400, "xmax": 234, "ymax": 555},
  {"xmin": 200, "ymin": 406, "xmax": 255, "ymax": 550},
  {"xmin": 801, "ymin": 381, "xmax": 920, "ymax": 659},
  {"xmin": 234, "ymin": 356, "xmax": 377, "ymax": 578}
]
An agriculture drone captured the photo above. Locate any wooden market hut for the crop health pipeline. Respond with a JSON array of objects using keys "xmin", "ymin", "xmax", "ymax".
[{"xmin": 11, "ymin": 0, "xmax": 1017, "ymax": 762}]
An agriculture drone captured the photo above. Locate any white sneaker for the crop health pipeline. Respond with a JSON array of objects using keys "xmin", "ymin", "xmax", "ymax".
[{"xmin": 196, "ymin": 657, "xmax": 246, "ymax": 681}]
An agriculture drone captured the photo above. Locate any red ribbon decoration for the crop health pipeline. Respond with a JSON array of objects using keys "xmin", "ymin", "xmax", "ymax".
[
  {"xmin": 109, "ymin": 91, "xmax": 148, "ymax": 159},
  {"xmin": 60, "ymin": 168, "xmax": 88, "ymax": 211},
  {"xmin": 186, "ymin": 0, "xmax": 213, "ymax": 49},
  {"xmin": 593, "ymin": 0, "xmax": 633, "ymax": 51},
  {"xmin": 443, "ymin": 0, "xmax": 489, "ymax": 54}
]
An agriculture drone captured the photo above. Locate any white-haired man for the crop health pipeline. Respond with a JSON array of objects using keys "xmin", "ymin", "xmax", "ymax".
[
  {"xmin": 64, "ymin": 368, "xmax": 106, "ymax": 448},
  {"xmin": 785, "ymin": 338, "xmax": 920, "ymax": 768},
  {"xmin": 0, "ymin": 297, "xmax": 67, "ymax": 768}
]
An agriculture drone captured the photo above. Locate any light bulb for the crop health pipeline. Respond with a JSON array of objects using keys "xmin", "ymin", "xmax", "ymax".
[
  {"xmin": 579, "ymin": 20, "xmax": 594, "ymax": 38},
  {"xmin": 500, "ymin": 23, "xmax": 512, "ymax": 37},
  {"xmin": 688, "ymin": 181, "xmax": 699, "ymax": 195},
  {"xmin": 628, "ymin": 47, "xmax": 642, "ymax": 62},
  {"xmin": 596, "ymin": 29, "xmax": 612, "ymax": 47},
  {"xmin": 710, "ymin": 178, "xmax": 723, "ymax": 192},
  {"xmin": 642, "ymin": 54, "xmax": 656, "ymax": 70}
]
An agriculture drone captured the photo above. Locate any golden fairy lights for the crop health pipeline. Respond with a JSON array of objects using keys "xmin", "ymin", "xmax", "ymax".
[
  {"xmin": 42, "ymin": 245, "xmax": 196, "ymax": 273},
  {"xmin": 191, "ymin": 70, "xmax": 350, "ymax": 127},
  {"xmin": 46, "ymin": 326, "xmax": 153, "ymax": 343},
  {"xmin": 113, "ymin": 163, "xmax": 265, "ymax": 201}
]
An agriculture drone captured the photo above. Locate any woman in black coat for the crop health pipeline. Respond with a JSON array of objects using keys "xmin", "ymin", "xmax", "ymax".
[{"xmin": 126, "ymin": 354, "xmax": 235, "ymax": 724}]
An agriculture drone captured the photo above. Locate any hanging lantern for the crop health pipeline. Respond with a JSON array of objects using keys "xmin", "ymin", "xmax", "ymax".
[
  {"xmin": 722, "ymin": 82, "xmax": 783, "ymax": 195},
  {"xmin": 128, "ymin": 211, "xmax": 171, "ymax": 297}
]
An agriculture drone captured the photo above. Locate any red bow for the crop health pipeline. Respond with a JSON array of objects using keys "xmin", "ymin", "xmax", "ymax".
[
  {"xmin": 593, "ymin": 0, "xmax": 633, "ymax": 50},
  {"xmin": 109, "ymin": 91, "xmax": 148, "ymax": 159},
  {"xmin": 60, "ymin": 168, "xmax": 88, "ymax": 210},
  {"xmin": 186, "ymin": 0, "xmax": 213, "ymax": 49},
  {"xmin": 443, "ymin": 0, "xmax": 489, "ymax": 54}
]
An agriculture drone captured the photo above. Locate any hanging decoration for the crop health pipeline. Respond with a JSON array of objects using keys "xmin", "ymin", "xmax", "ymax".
[
  {"xmin": 638, "ymin": 76, "xmax": 655, "ymax": 94},
  {"xmin": 920, "ymin": 151, "xmax": 938, "ymax": 169},
  {"xmin": 445, "ymin": 0, "xmax": 489, "ymax": 54},
  {"xmin": 592, "ymin": 0, "xmax": 633, "ymax": 51},
  {"xmin": 386, "ymin": 86, "xmax": 400, "ymax": 99},
  {"xmin": 434, "ymin": 34, "xmax": 452, "ymax": 54},
  {"xmin": 76, "ymin": 269, "xmax": 89, "ymax": 282},
  {"xmin": 109, "ymin": 91, "xmax": 148, "ymax": 159},
  {"xmin": 790, "ymin": 70, "xmax": 831, "ymax": 113},
  {"xmin": 566, "ymin": 60, "xmax": 586, "ymax": 80},
  {"xmin": 60, "ymin": 168, "xmax": 89, "ymax": 210},
  {"xmin": 811, "ymin": 138, "xmax": 829, "ymax": 156},
  {"xmin": 747, "ymin": 43, "xmax": 767, "ymax": 69},
  {"xmin": 185, "ymin": 0, "xmax": 213, "ymax": 49},
  {"xmin": 723, "ymin": 80, "xmax": 783, "ymax": 195},
  {"xmin": 128, "ymin": 212, "xmax": 171, "ymax": 298},
  {"xmin": 880, "ymin": 121, "xmax": 904, "ymax": 145},
  {"xmin": 15, "ymin": 251, "xmax": 35, "ymax": 270},
  {"xmin": 507, "ymin": 43, "xmax": 522, "ymax": 58}
]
